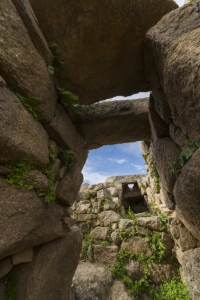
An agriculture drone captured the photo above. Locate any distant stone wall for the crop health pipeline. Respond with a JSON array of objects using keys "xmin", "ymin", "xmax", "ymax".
[{"xmin": 69, "ymin": 178, "xmax": 178, "ymax": 299}]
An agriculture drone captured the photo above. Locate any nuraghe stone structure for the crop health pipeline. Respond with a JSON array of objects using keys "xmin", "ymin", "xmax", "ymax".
[{"xmin": 0, "ymin": 0, "xmax": 200, "ymax": 299}]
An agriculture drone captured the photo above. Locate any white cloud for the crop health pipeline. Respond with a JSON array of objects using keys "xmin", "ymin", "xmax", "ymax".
[
  {"xmin": 131, "ymin": 163, "xmax": 146, "ymax": 174},
  {"xmin": 82, "ymin": 165, "xmax": 109, "ymax": 185},
  {"xmin": 98, "ymin": 92, "xmax": 150, "ymax": 103},
  {"xmin": 131, "ymin": 163, "xmax": 145, "ymax": 171},
  {"xmin": 117, "ymin": 142, "xmax": 141, "ymax": 157},
  {"xmin": 108, "ymin": 158, "xmax": 128, "ymax": 164}
]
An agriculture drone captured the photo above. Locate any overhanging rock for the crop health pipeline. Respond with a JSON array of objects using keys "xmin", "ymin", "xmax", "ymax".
[
  {"xmin": 29, "ymin": 0, "xmax": 178, "ymax": 104},
  {"xmin": 75, "ymin": 98, "xmax": 151, "ymax": 149}
]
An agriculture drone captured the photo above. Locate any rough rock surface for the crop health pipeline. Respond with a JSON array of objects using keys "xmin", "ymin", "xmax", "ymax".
[
  {"xmin": 16, "ymin": 227, "xmax": 82, "ymax": 300},
  {"xmin": 10, "ymin": 0, "xmax": 53, "ymax": 65},
  {"xmin": 90, "ymin": 227, "xmax": 109, "ymax": 241},
  {"xmin": 104, "ymin": 200, "xmax": 116, "ymax": 211},
  {"xmin": 148, "ymin": 94, "xmax": 169, "ymax": 141},
  {"xmin": 99, "ymin": 211, "xmax": 121, "ymax": 226},
  {"xmin": 152, "ymin": 137, "xmax": 181, "ymax": 193},
  {"xmin": 56, "ymin": 164, "xmax": 83, "ymax": 206},
  {"xmin": 171, "ymin": 218, "xmax": 197, "ymax": 251},
  {"xmin": 136, "ymin": 227, "xmax": 152, "ymax": 236},
  {"xmin": 165, "ymin": 26, "xmax": 200, "ymax": 141},
  {"xmin": 76, "ymin": 204, "xmax": 91, "ymax": 214},
  {"xmin": 137, "ymin": 216, "xmax": 163, "ymax": 231},
  {"xmin": 12, "ymin": 248, "xmax": 34, "ymax": 265},
  {"xmin": 160, "ymin": 185, "xmax": 175, "ymax": 210},
  {"xmin": 0, "ymin": 86, "xmax": 49, "ymax": 167},
  {"xmin": 0, "ymin": 0, "xmax": 57, "ymax": 123},
  {"xmin": 75, "ymin": 99, "xmax": 151, "ymax": 149},
  {"xmin": 93, "ymin": 245, "xmax": 119, "ymax": 265},
  {"xmin": 149, "ymin": 260, "xmax": 178, "ymax": 283},
  {"xmin": 121, "ymin": 237, "xmax": 152, "ymax": 257},
  {"xmin": 169, "ymin": 123, "xmax": 188, "ymax": 150},
  {"xmin": 145, "ymin": 0, "xmax": 200, "ymax": 134},
  {"xmin": 111, "ymin": 231, "xmax": 121, "ymax": 246},
  {"xmin": 106, "ymin": 175, "xmax": 147, "ymax": 184},
  {"xmin": 140, "ymin": 141, "xmax": 150, "ymax": 156},
  {"xmin": 118, "ymin": 219, "xmax": 134, "ymax": 230},
  {"xmin": 77, "ymin": 214, "xmax": 95, "ymax": 222},
  {"xmin": 161, "ymin": 233, "xmax": 173, "ymax": 258},
  {"xmin": 182, "ymin": 248, "xmax": 200, "ymax": 300},
  {"xmin": 0, "ymin": 178, "xmax": 63, "ymax": 259},
  {"xmin": 44, "ymin": 104, "xmax": 88, "ymax": 170},
  {"xmin": 29, "ymin": 0, "xmax": 177, "ymax": 104},
  {"xmin": 108, "ymin": 280, "xmax": 134, "ymax": 300},
  {"xmin": 174, "ymin": 149, "xmax": 200, "ymax": 240},
  {"xmin": 125, "ymin": 260, "xmax": 144, "ymax": 280},
  {"xmin": 69, "ymin": 262, "xmax": 113, "ymax": 300},
  {"xmin": 23, "ymin": 170, "xmax": 49, "ymax": 191},
  {"xmin": 0, "ymin": 257, "xmax": 13, "ymax": 278}
]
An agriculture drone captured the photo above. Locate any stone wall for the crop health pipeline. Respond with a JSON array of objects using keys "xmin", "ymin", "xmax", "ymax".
[
  {"xmin": 143, "ymin": 1, "xmax": 200, "ymax": 298},
  {"xmin": 0, "ymin": 1, "xmax": 88, "ymax": 298},
  {"xmin": 68, "ymin": 178, "xmax": 181, "ymax": 299}
]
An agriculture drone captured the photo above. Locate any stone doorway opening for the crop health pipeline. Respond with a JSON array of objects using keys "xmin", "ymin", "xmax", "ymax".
[{"xmin": 122, "ymin": 181, "xmax": 148, "ymax": 214}]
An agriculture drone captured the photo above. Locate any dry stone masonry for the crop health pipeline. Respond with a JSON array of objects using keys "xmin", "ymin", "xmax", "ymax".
[
  {"xmin": 0, "ymin": 0, "xmax": 200, "ymax": 299},
  {"xmin": 69, "ymin": 177, "xmax": 179, "ymax": 299}
]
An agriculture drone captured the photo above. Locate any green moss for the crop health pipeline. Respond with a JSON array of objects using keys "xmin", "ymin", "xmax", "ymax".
[
  {"xmin": 57, "ymin": 87, "xmax": 84, "ymax": 116},
  {"xmin": 101, "ymin": 241, "xmax": 109, "ymax": 247},
  {"xmin": 48, "ymin": 41, "xmax": 64, "ymax": 71},
  {"xmin": 58, "ymin": 147, "xmax": 75, "ymax": 166},
  {"xmin": 5, "ymin": 161, "xmax": 34, "ymax": 189},
  {"xmin": 17, "ymin": 94, "xmax": 44, "ymax": 122},
  {"xmin": 4, "ymin": 269, "xmax": 17, "ymax": 300}
]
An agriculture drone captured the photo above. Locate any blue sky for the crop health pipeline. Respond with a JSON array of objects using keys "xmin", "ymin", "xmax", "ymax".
[{"xmin": 82, "ymin": 0, "xmax": 184, "ymax": 184}]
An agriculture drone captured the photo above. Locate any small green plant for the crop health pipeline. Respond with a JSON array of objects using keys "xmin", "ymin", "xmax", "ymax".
[
  {"xmin": 54, "ymin": 109, "xmax": 60, "ymax": 115},
  {"xmin": 149, "ymin": 160, "xmax": 160, "ymax": 191},
  {"xmin": 114, "ymin": 204, "xmax": 121, "ymax": 214},
  {"xmin": 17, "ymin": 94, "xmax": 44, "ymax": 122},
  {"xmin": 57, "ymin": 87, "xmax": 84, "ymax": 116},
  {"xmin": 47, "ymin": 66, "xmax": 54, "ymax": 75},
  {"xmin": 122, "ymin": 207, "xmax": 138, "ymax": 227},
  {"xmin": 81, "ymin": 233, "xmax": 94, "ymax": 260},
  {"xmin": 86, "ymin": 219, "xmax": 92, "ymax": 231},
  {"xmin": 118, "ymin": 229, "xmax": 135, "ymax": 242},
  {"xmin": 109, "ymin": 250, "xmax": 150, "ymax": 296},
  {"xmin": 87, "ymin": 191, "xmax": 92, "ymax": 199},
  {"xmin": 48, "ymin": 41, "xmax": 64, "ymax": 71},
  {"xmin": 100, "ymin": 198, "xmax": 105, "ymax": 210},
  {"xmin": 58, "ymin": 147, "xmax": 75, "ymax": 166},
  {"xmin": 107, "ymin": 196, "xmax": 113, "ymax": 201},
  {"xmin": 5, "ymin": 161, "xmax": 34, "ymax": 189},
  {"xmin": 49, "ymin": 147, "xmax": 56, "ymax": 161},
  {"xmin": 146, "ymin": 232, "xmax": 166, "ymax": 263},
  {"xmin": 101, "ymin": 241, "xmax": 109, "ymax": 247},
  {"xmin": 142, "ymin": 153, "xmax": 149, "ymax": 160},
  {"xmin": 148, "ymin": 277, "xmax": 191, "ymax": 299},
  {"xmin": 99, "ymin": 221, "xmax": 104, "ymax": 226},
  {"xmin": 62, "ymin": 208, "xmax": 68, "ymax": 228},
  {"xmin": 141, "ymin": 185, "xmax": 147, "ymax": 192},
  {"xmin": 4, "ymin": 269, "xmax": 17, "ymax": 300},
  {"xmin": 170, "ymin": 139, "xmax": 200, "ymax": 179}
]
